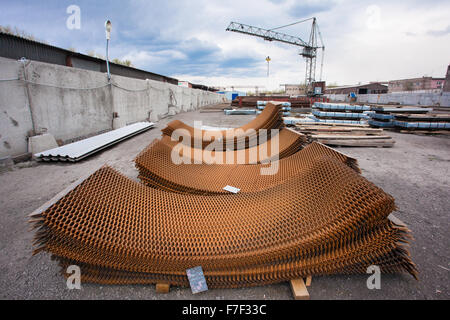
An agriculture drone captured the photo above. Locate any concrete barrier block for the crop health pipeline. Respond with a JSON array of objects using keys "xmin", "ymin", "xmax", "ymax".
[{"xmin": 28, "ymin": 133, "xmax": 58, "ymax": 156}]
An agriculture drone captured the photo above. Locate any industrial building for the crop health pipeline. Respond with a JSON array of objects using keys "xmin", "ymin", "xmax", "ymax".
[
  {"xmin": 282, "ymin": 84, "xmax": 305, "ymax": 96},
  {"xmin": 282, "ymin": 81, "xmax": 325, "ymax": 96},
  {"xmin": 444, "ymin": 65, "xmax": 450, "ymax": 92},
  {"xmin": 0, "ymin": 32, "xmax": 217, "ymax": 92},
  {"xmin": 388, "ymin": 76, "xmax": 446, "ymax": 93},
  {"xmin": 325, "ymin": 82, "xmax": 388, "ymax": 95}
]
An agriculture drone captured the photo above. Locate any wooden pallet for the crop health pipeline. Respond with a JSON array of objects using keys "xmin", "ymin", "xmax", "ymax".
[
  {"xmin": 316, "ymin": 139, "xmax": 395, "ymax": 147},
  {"xmin": 295, "ymin": 124, "xmax": 395, "ymax": 147},
  {"xmin": 290, "ymin": 276, "xmax": 312, "ymax": 300}
]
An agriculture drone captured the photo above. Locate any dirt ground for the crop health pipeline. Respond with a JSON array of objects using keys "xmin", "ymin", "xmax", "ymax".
[{"xmin": 1, "ymin": 106, "xmax": 449, "ymax": 300}]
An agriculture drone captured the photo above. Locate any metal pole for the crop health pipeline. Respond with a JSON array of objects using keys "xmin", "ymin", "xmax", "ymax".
[{"xmin": 106, "ymin": 39, "xmax": 111, "ymax": 81}]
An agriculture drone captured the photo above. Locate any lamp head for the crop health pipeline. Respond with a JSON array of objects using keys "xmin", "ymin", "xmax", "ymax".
[{"xmin": 105, "ymin": 20, "xmax": 112, "ymax": 40}]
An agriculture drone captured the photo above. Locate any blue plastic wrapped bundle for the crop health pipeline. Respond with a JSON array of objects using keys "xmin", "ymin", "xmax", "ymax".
[
  {"xmin": 283, "ymin": 116, "xmax": 318, "ymax": 125},
  {"xmin": 313, "ymin": 102, "xmax": 371, "ymax": 112},
  {"xmin": 368, "ymin": 120, "xmax": 395, "ymax": 128},
  {"xmin": 258, "ymin": 111, "xmax": 291, "ymax": 116},
  {"xmin": 257, "ymin": 101, "xmax": 291, "ymax": 107},
  {"xmin": 393, "ymin": 121, "xmax": 450, "ymax": 129},
  {"xmin": 312, "ymin": 110, "xmax": 371, "ymax": 119},
  {"xmin": 314, "ymin": 118, "xmax": 368, "ymax": 125},
  {"xmin": 370, "ymin": 113, "xmax": 395, "ymax": 120},
  {"xmin": 258, "ymin": 105, "xmax": 291, "ymax": 111},
  {"xmin": 224, "ymin": 109, "xmax": 257, "ymax": 115}
]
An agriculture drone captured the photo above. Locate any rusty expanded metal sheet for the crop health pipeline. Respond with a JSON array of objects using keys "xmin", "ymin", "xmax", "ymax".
[
  {"xmin": 155, "ymin": 128, "xmax": 307, "ymax": 166},
  {"xmin": 30, "ymin": 103, "xmax": 417, "ymax": 288},
  {"xmin": 30, "ymin": 160, "xmax": 417, "ymax": 287},
  {"xmin": 135, "ymin": 140, "xmax": 360, "ymax": 195},
  {"xmin": 161, "ymin": 103, "xmax": 284, "ymax": 150}
]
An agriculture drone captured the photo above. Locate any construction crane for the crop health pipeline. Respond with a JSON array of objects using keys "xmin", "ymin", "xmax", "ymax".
[{"xmin": 226, "ymin": 17, "xmax": 325, "ymax": 96}]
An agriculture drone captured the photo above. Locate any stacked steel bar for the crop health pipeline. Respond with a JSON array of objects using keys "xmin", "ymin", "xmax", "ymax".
[
  {"xmin": 368, "ymin": 105, "xmax": 434, "ymax": 129},
  {"xmin": 393, "ymin": 113, "xmax": 450, "ymax": 131},
  {"xmin": 312, "ymin": 102, "xmax": 372, "ymax": 125}
]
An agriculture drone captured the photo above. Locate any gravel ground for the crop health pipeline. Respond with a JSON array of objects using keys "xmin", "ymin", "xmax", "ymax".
[{"xmin": 0, "ymin": 107, "xmax": 449, "ymax": 300}]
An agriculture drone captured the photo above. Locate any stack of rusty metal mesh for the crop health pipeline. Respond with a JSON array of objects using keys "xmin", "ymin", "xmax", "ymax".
[
  {"xmin": 135, "ymin": 140, "xmax": 360, "ymax": 194},
  {"xmin": 30, "ymin": 161, "xmax": 417, "ymax": 287},
  {"xmin": 153, "ymin": 128, "xmax": 306, "ymax": 166},
  {"xmin": 30, "ymin": 103, "xmax": 417, "ymax": 288},
  {"xmin": 161, "ymin": 103, "xmax": 284, "ymax": 150}
]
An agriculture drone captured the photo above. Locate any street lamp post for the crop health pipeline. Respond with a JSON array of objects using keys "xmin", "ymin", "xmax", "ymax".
[
  {"xmin": 105, "ymin": 20, "xmax": 112, "ymax": 81},
  {"xmin": 266, "ymin": 56, "xmax": 271, "ymax": 77}
]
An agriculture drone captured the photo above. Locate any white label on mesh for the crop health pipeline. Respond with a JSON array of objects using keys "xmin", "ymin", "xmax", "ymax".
[{"xmin": 223, "ymin": 185, "xmax": 240, "ymax": 194}]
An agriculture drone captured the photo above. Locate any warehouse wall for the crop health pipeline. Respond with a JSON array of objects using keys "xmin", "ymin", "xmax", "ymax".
[
  {"xmin": 0, "ymin": 57, "xmax": 224, "ymax": 159},
  {"xmin": 326, "ymin": 92, "xmax": 450, "ymax": 107}
]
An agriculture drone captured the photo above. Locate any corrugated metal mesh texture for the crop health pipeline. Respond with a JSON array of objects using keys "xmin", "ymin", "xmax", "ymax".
[
  {"xmin": 154, "ymin": 128, "xmax": 306, "ymax": 166},
  {"xmin": 30, "ymin": 103, "xmax": 417, "ymax": 287},
  {"xmin": 30, "ymin": 162, "xmax": 417, "ymax": 287},
  {"xmin": 161, "ymin": 103, "xmax": 284, "ymax": 150},
  {"xmin": 135, "ymin": 140, "xmax": 360, "ymax": 195}
]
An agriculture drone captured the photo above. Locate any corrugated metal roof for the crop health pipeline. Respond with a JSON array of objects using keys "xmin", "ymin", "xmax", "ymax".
[{"xmin": 35, "ymin": 122, "xmax": 154, "ymax": 162}]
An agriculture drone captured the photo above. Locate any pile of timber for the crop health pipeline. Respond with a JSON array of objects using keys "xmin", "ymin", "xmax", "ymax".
[{"xmin": 295, "ymin": 122, "xmax": 395, "ymax": 148}]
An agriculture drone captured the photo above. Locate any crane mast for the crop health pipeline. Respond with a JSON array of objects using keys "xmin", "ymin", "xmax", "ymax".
[{"xmin": 226, "ymin": 18, "xmax": 324, "ymax": 96}]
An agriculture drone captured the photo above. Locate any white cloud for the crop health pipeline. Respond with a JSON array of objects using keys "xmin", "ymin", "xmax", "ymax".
[{"xmin": 1, "ymin": 0, "xmax": 449, "ymax": 90}]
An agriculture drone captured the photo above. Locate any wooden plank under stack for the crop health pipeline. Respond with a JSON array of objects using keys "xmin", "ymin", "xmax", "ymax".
[{"xmin": 295, "ymin": 122, "xmax": 395, "ymax": 147}]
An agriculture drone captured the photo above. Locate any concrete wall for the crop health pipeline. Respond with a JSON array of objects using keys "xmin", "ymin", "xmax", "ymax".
[
  {"xmin": 326, "ymin": 92, "xmax": 450, "ymax": 107},
  {"xmin": 0, "ymin": 57, "xmax": 225, "ymax": 158}
]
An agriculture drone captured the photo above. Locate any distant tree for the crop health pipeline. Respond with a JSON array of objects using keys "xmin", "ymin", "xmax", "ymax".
[
  {"xmin": 86, "ymin": 50, "xmax": 106, "ymax": 60},
  {"xmin": 0, "ymin": 25, "xmax": 47, "ymax": 44},
  {"xmin": 112, "ymin": 58, "xmax": 134, "ymax": 67}
]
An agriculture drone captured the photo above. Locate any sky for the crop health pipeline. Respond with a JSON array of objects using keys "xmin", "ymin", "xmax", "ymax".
[{"xmin": 1, "ymin": 0, "xmax": 449, "ymax": 91}]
